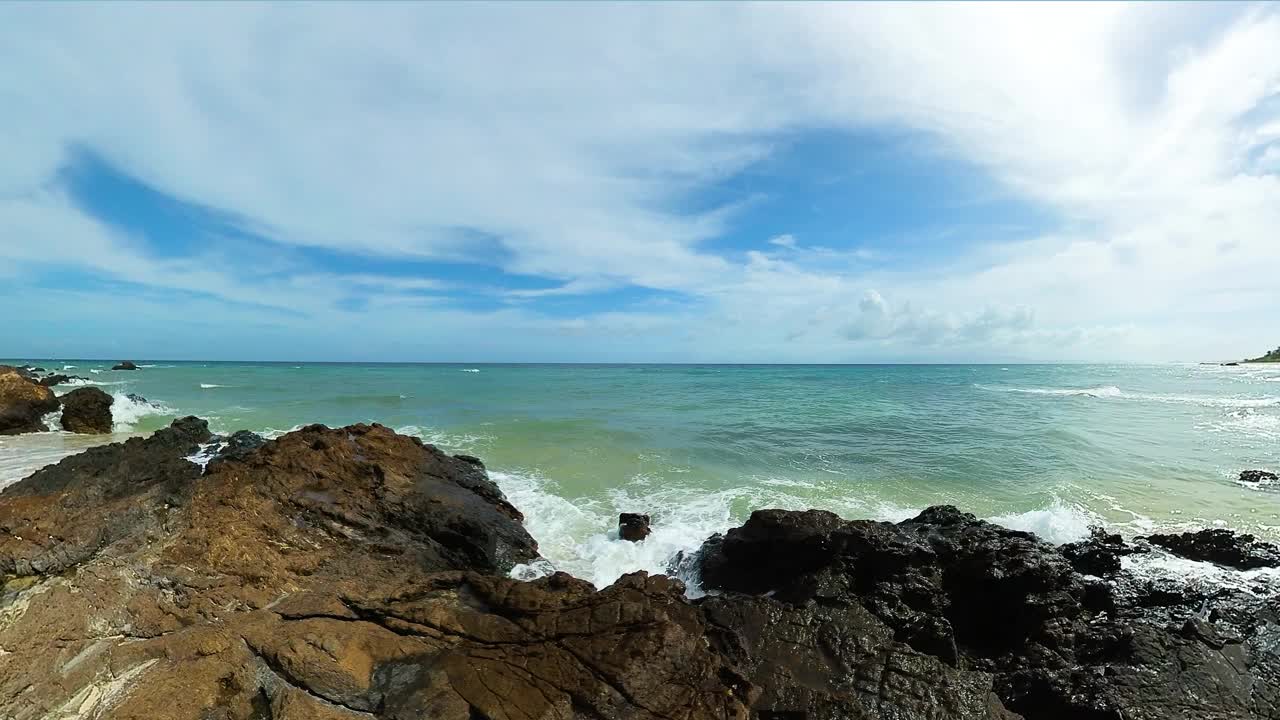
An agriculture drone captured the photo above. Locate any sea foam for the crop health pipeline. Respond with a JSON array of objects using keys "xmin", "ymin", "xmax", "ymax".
[{"xmin": 110, "ymin": 392, "xmax": 174, "ymax": 431}]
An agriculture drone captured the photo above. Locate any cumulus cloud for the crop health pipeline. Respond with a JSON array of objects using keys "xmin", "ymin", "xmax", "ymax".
[{"xmin": 0, "ymin": 2, "xmax": 1277, "ymax": 361}]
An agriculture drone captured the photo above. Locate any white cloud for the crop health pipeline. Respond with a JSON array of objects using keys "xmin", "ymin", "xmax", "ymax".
[{"xmin": 0, "ymin": 3, "xmax": 1278, "ymax": 360}]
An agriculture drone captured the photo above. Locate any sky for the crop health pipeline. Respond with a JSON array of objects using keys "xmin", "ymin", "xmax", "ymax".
[{"xmin": 1, "ymin": 2, "xmax": 1278, "ymax": 363}]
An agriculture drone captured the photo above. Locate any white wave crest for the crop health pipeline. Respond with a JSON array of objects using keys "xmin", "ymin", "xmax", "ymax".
[
  {"xmin": 1121, "ymin": 551, "xmax": 1280, "ymax": 595},
  {"xmin": 460, "ymin": 368, "xmax": 480, "ymax": 373},
  {"xmin": 110, "ymin": 393, "xmax": 175, "ymax": 431},
  {"xmin": 986, "ymin": 500, "xmax": 1096, "ymax": 544},
  {"xmin": 976, "ymin": 384, "xmax": 1122, "ymax": 398},
  {"xmin": 61, "ymin": 365, "xmax": 76, "ymax": 370},
  {"xmin": 199, "ymin": 383, "xmax": 229, "ymax": 389},
  {"xmin": 977, "ymin": 383, "xmax": 1279, "ymax": 408},
  {"xmin": 491, "ymin": 468, "xmax": 922, "ymax": 594},
  {"xmin": 394, "ymin": 425, "xmax": 490, "ymax": 452},
  {"xmin": 89, "ymin": 368, "xmax": 102, "ymax": 374}
]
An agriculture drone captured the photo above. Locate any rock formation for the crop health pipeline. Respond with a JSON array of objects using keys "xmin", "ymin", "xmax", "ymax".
[
  {"xmin": 59, "ymin": 386, "xmax": 114, "ymax": 433},
  {"xmin": 112, "ymin": 360, "xmax": 139, "ymax": 370},
  {"xmin": 0, "ymin": 365, "xmax": 60, "ymax": 434},
  {"xmin": 618, "ymin": 512, "xmax": 652, "ymax": 542},
  {"xmin": 1, "ymin": 421, "xmax": 1278, "ymax": 719},
  {"xmin": 1240, "ymin": 469, "xmax": 1279, "ymax": 484}
]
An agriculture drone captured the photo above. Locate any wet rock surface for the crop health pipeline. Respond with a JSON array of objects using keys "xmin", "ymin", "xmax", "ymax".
[
  {"xmin": 699, "ymin": 505, "xmax": 1280, "ymax": 720},
  {"xmin": 1, "ymin": 424, "xmax": 1278, "ymax": 719},
  {"xmin": 58, "ymin": 385, "xmax": 114, "ymax": 433},
  {"xmin": 619, "ymin": 512, "xmax": 652, "ymax": 542},
  {"xmin": 0, "ymin": 365, "xmax": 60, "ymax": 434},
  {"xmin": 1145, "ymin": 528, "xmax": 1280, "ymax": 570},
  {"xmin": 1241, "ymin": 469, "xmax": 1279, "ymax": 484}
]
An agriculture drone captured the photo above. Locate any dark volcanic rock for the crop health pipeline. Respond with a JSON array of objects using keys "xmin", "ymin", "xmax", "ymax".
[
  {"xmin": 699, "ymin": 505, "xmax": 1280, "ymax": 720},
  {"xmin": 112, "ymin": 360, "xmax": 139, "ymax": 370},
  {"xmin": 36, "ymin": 373, "xmax": 84, "ymax": 387},
  {"xmin": 1145, "ymin": 528, "xmax": 1280, "ymax": 570},
  {"xmin": 205, "ymin": 429, "xmax": 265, "ymax": 466},
  {"xmin": 1060, "ymin": 526, "xmax": 1136, "ymax": 576},
  {"xmin": 0, "ymin": 365, "xmax": 60, "ymax": 434},
  {"xmin": 1240, "ymin": 469, "xmax": 1279, "ymax": 484},
  {"xmin": 59, "ymin": 386, "xmax": 114, "ymax": 433},
  {"xmin": 619, "ymin": 512, "xmax": 652, "ymax": 542}
]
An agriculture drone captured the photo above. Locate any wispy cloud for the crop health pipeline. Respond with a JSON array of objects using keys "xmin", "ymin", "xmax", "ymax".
[{"xmin": 0, "ymin": 2, "xmax": 1277, "ymax": 361}]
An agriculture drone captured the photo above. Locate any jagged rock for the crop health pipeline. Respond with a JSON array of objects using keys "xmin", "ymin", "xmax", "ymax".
[
  {"xmin": 112, "ymin": 360, "xmax": 139, "ymax": 370},
  {"xmin": 698, "ymin": 505, "xmax": 1280, "ymax": 719},
  {"xmin": 1060, "ymin": 526, "xmax": 1135, "ymax": 576},
  {"xmin": 0, "ymin": 421, "xmax": 765, "ymax": 719},
  {"xmin": 619, "ymin": 512, "xmax": 652, "ymax": 542},
  {"xmin": 1240, "ymin": 469, "xmax": 1279, "ymax": 484},
  {"xmin": 0, "ymin": 365, "xmax": 60, "ymax": 434},
  {"xmin": 1145, "ymin": 528, "xmax": 1280, "ymax": 570},
  {"xmin": 59, "ymin": 386, "xmax": 113, "ymax": 434},
  {"xmin": 3, "ymin": 425, "xmax": 1279, "ymax": 720},
  {"xmin": 206, "ymin": 429, "xmax": 265, "ymax": 466}
]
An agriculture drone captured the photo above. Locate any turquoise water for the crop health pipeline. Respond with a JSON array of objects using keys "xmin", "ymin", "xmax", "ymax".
[{"xmin": 3, "ymin": 361, "xmax": 1278, "ymax": 586}]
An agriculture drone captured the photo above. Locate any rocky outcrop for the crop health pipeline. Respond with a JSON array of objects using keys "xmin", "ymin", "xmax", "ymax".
[
  {"xmin": 3, "ymin": 423, "xmax": 1279, "ymax": 720},
  {"xmin": 112, "ymin": 360, "xmax": 139, "ymax": 370},
  {"xmin": 619, "ymin": 512, "xmax": 652, "ymax": 542},
  {"xmin": 698, "ymin": 506, "xmax": 1280, "ymax": 720},
  {"xmin": 0, "ymin": 365, "xmax": 60, "ymax": 434},
  {"xmin": 1145, "ymin": 528, "xmax": 1280, "ymax": 570},
  {"xmin": 58, "ymin": 386, "xmax": 114, "ymax": 433}
]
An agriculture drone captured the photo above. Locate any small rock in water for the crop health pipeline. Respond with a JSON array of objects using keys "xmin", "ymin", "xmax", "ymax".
[
  {"xmin": 618, "ymin": 512, "xmax": 652, "ymax": 542},
  {"xmin": 1239, "ymin": 469, "xmax": 1278, "ymax": 484},
  {"xmin": 111, "ymin": 360, "xmax": 139, "ymax": 370}
]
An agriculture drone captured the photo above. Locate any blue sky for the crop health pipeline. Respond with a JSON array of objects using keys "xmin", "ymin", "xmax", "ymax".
[{"xmin": 2, "ymin": 3, "xmax": 1279, "ymax": 362}]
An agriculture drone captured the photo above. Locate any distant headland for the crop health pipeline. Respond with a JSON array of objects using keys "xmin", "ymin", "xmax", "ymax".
[{"xmin": 1244, "ymin": 345, "xmax": 1280, "ymax": 363}]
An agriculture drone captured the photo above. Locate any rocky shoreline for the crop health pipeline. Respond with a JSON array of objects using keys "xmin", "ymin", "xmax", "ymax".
[{"xmin": 0, "ymin": 418, "xmax": 1278, "ymax": 719}]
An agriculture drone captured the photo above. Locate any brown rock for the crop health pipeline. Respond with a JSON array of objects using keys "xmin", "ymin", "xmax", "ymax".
[
  {"xmin": 619, "ymin": 512, "xmax": 652, "ymax": 542},
  {"xmin": 59, "ymin": 386, "xmax": 114, "ymax": 433},
  {"xmin": 0, "ymin": 364, "xmax": 60, "ymax": 434}
]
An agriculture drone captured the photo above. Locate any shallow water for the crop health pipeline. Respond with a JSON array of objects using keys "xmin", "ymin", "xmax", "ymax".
[{"xmin": 3, "ymin": 361, "xmax": 1278, "ymax": 587}]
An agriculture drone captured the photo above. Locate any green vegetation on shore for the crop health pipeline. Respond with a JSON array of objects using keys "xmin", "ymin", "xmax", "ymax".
[{"xmin": 1245, "ymin": 346, "xmax": 1280, "ymax": 363}]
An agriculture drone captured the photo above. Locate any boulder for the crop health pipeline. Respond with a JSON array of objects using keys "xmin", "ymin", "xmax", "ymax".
[
  {"xmin": 59, "ymin": 386, "xmax": 114, "ymax": 433},
  {"xmin": 0, "ymin": 364, "xmax": 60, "ymax": 434},
  {"xmin": 1145, "ymin": 528, "xmax": 1280, "ymax": 570},
  {"xmin": 1240, "ymin": 469, "xmax": 1278, "ymax": 484},
  {"xmin": 112, "ymin": 360, "xmax": 139, "ymax": 370},
  {"xmin": 619, "ymin": 511, "xmax": 652, "ymax": 541}
]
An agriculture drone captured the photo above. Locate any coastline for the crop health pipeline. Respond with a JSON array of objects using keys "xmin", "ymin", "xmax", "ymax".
[{"xmin": 1, "ymin": 417, "xmax": 1277, "ymax": 718}]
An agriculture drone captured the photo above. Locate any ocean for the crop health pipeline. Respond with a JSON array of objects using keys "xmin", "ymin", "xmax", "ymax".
[{"xmin": 3, "ymin": 361, "xmax": 1278, "ymax": 588}]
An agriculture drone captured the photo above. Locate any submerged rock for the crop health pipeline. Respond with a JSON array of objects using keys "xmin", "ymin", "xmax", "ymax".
[
  {"xmin": 1240, "ymin": 469, "xmax": 1279, "ymax": 484},
  {"xmin": 112, "ymin": 360, "xmax": 139, "ymax": 370},
  {"xmin": 37, "ymin": 373, "xmax": 77, "ymax": 387},
  {"xmin": 59, "ymin": 386, "xmax": 113, "ymax": 433},
  {"xmin": 619, "ymin": 511, "xmax": 652, "ymax": 541},
  {"xmin": 1145, "ymin": 528, "xmax": 1280, "ymax": 570},
  {"xmin": 0, "ymin": 365, "xmax": 60, "ymax": 434}
]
